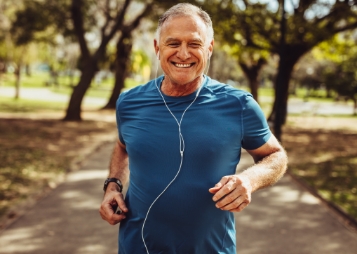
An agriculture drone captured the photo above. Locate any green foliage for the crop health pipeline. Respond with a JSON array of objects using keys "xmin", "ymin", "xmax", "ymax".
[
  {"xmin": 310, "ymin": 34, "xmax": 357, "ymax": 105},
  {"xmin": 130, "ymin": 49, "xmax": 151, "ymax": 77},
  {"xmin": 11, "ymin": 1, "xmax": 73, "ymax": 46},
  {"xmin": 313, "ymin": 33, "xmax": 357, "ymax": 63}
]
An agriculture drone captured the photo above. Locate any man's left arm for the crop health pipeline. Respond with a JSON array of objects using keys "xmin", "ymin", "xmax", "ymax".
[{"xmin": 209, "ymin": 134, "xmax": 288, "ymax": 212}]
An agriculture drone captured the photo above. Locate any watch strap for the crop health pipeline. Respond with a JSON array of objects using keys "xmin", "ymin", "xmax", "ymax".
[{"xmin": 103, "ymin": 178, "xmax": 123, "ymax": 192}]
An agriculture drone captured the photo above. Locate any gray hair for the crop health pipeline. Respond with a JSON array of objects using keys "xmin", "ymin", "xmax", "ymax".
[{"xmin": 155, "ymin": 3, "xmax": 214, "ymax": 44}]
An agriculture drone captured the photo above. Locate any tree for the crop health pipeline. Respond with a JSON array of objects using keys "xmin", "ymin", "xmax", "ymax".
[
  {"xmin": 63, "ymin": 0, "xmax": 127, "ymax": 120},
  {"xmin": 9, "ymin": 0, "xmax": 73, "ymax": 97},
  {"xmin": 208, "ymin": 1, "xmax": 271, "ymax": 103},
  {"xmin": 102, "ymin": 3, "xmax": 154, "ymax": 109},
  {"xmin": 315, "ymin": 34, "xmax": 357, "ymax": 114},
  {"xmin": 207, "ymin": 0, "xmax": 357, "ymax": 140},
  {"xmin": 325, "ymin": 62, "xmax": 357, "ymax": 115},
  {"xmin": 63, "ymin": 0, "xmax": 158, "ymax": 121},
  {"xmin": 0, "ymin": 0, "xmax": 32, "ymax": 98}
]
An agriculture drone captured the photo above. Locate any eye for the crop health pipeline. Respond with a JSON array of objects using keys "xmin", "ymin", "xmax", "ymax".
[
  {"xmin": 190, "ymin": 43, "xmax": 201, "ymax": 48},
  {"xmin": 168, "ymin": 43, "xmax": 180, "ymax": 48}
]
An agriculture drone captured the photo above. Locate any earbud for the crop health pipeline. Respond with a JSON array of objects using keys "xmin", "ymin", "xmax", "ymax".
[{"xmin": 157, "ymin": 52, "xmax": 160, "ymax": 60}]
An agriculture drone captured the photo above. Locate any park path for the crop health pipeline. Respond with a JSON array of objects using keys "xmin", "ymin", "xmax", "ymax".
[{"xmin": 0, "ymin": 141, "xmax": 357, "ymax": 254}]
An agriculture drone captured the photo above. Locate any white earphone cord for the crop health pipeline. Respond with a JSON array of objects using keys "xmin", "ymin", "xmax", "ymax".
[{"xmin": 141, "ymin": 54, "xmax": 210, "ymax": 254}]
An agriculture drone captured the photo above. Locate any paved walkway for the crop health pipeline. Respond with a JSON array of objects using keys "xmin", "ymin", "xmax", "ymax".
[{"xmin": 1, "ymin": 142, "xmax": 357, "ymax": 253}]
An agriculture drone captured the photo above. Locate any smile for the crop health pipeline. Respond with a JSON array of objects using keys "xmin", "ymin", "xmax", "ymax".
[{"xmin": 174, "ymin": 63, "xmax": 194, "ymax": 68}]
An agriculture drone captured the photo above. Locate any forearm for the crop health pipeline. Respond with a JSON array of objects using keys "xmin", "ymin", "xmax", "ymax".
[
  {"xmin": 209, "ymin": 135, "xmax": 287, "ymax": 212},
  {"xmin": 100, "ymin": 140, "xmax": 129, "ymax": 224},
  {"xmin": 240, "ymin": 149, "xmax": 288, "ymax": 192},
  {"xmin": 107, "ymin": 140, "xmax": 129, "ymax": 191}
]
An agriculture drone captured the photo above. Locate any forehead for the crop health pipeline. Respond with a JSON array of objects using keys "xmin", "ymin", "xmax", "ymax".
[{"xmin": 160, "ymin": 15, "xmax": 208, "ymax": 42}]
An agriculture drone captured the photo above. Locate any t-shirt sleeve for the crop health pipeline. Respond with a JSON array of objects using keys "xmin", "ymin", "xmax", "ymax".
[
  {"xmin": 240, "ymin": 93, "xmax": 271, "ymax": 150},
  {"xmin": 116, "ymin": 92, "xmax": 126, "ymax": 145}
]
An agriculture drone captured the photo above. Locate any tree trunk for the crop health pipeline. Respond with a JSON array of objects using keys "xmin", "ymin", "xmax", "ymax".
[
  {"xmin": 102, "ymin": 32, "xmax": 133, "ymax": 110},
  {"xmin": 271, "ymin": 61, "xmax": 294, "ymax": 139},
  {"xmin": 239, "ymin": 58, "xmax": 266, "ymax": 103},
  {"xmin": 247, "ymin": 77, "xmax": 259, "ymax": 103},
  {"xmin": 268, "ymin": 48, "xmax": 307, "ymax": 129},
  {"xmin": 268, "ymin": 43, "xmax": 313, "ymax": 141},
  {"xmin": 14, "ymin": 64, "xmax": 21, "ymax": 100},
  {"xmin": 63, "ymin": 58, "xmax": 97, "ymax": 121}
]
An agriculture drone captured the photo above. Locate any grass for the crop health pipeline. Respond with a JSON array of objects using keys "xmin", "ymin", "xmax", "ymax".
[
  {"xmin": 0, "ymin": 97, "xmax": 67, "ymax": 113},
  {"xmin": 1, "ymin": 72, "xmax": 51, "ymax": 88},
  {"xmin": 1, "ymin": 72, "xmax": 141, "ymax": 90},
  {"xmin": 49, "ymin": 77, "xmax": 142, "ymax": 98}
]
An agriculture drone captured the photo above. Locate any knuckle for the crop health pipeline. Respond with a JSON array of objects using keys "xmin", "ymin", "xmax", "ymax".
[
  {"xmin": 226, "ymin": 195, "xmax": 235, "ymax": 203},
  {"xmin": 224, "ymin": 183, "xmax": 233, "ymax": 192}
]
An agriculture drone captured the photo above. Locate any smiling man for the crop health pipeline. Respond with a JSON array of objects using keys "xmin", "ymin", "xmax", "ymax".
[{"xmin": 99, "ymin": 3, "xmax": 288, "ymax": 254}]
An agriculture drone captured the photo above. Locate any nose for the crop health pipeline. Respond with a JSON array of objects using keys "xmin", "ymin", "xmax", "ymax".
[{"xmin": 176, "ymin": 45, "xmax": 190, "ymax": 60}]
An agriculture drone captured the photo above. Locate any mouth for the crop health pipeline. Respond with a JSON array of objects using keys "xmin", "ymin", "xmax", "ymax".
[{"xmin": 173, "ymin": 62, "xmax": 195, "ymax": 68}]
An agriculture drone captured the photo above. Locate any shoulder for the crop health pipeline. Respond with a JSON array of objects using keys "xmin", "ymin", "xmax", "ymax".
[
  {"xmin": 119, "ymin": 78, "xmax": 159, "ymax": 100},
  {"xmin": 117, "ymin": 78, "xmax": 162, "ymax": 109},
  {"xmin": 204, "ymin": 77, "xmax": 253, "ymax": 105}
]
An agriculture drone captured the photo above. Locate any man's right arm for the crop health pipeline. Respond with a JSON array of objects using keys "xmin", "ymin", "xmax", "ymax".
[{"xmin": 99, "ymin": 140, "xmax": 129, "ymax": 225}]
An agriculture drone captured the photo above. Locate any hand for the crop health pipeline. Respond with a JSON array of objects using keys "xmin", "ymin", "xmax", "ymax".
[
  {"xmin": 99, "ymin": 189, "xmax": 128, "ymax": 225},
  {"xmin": 208, "ymin": 174, "xmax": 252, "ymax": 212}
]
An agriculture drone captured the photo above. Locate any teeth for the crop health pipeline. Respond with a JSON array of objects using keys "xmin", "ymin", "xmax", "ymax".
[{"xmin": 175, "ymin": 63, "xmax": 191, "ymax": 68}]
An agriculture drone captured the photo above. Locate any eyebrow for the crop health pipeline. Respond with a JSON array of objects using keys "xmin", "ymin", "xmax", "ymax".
[{"xmin": 164, "ymin": 37, "xmax": 204, "ymax": 44}]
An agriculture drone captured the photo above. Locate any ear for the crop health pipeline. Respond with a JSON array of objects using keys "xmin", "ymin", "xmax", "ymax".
[
  {"xmin": 154, "ymin": 39, "xmax": 159, "ymax": 59},
  {"xmin": 208, "ymin": 39, "xmax": 214, "ymax": 58}
]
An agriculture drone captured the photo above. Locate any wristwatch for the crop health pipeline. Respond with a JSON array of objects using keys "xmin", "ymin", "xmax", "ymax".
[{"xmin": 103, "ymin": 178, "xmax": 123, "ymax": 193}]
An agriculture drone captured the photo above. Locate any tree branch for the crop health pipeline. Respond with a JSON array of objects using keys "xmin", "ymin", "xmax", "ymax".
[
  {"xmin": 103, "ymin": 0, "xmax": 131, "ymax": 44},
  {"xmin": 100, "ymin": 0, "xmax": 114, "ymax": 37},
  {"xmin": 124, "ymin": 2, "xmax": 153, "ymax": 33},
  {"xmin": 71, "ymin": 0, "xmax": 90, "ymax": 59}
]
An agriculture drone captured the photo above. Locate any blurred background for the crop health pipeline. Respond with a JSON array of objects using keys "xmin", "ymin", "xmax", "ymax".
[{"xmin": 0, "ymin": 0, "xmax": 357, "ymax": 251}]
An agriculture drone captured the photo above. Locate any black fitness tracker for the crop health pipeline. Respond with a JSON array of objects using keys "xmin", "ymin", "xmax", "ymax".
[{"xmin": 103, "ymin": 178, "xmax": 123, "ymax": 192}]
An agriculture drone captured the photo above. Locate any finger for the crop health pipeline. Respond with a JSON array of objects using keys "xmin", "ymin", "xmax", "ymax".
[
  {"xmin": 108, "ymin": 212, "xmax": 127, "ymax": 225},
  {"xmin": 115, "ymin": 192, "xmax": 128, "ymax": 213},
  {"xmin": 212, "ymin": 177, "xmax": 236, "ymax": 202},
  {"xmin": 100, "ymin": 202, "xmax": 127, "ymax": 225},
  {"xmin": 208, "ymin": 185, "xmax": 220, "ymax": 194},
  {"xmin": 218, "ymin": 193, "xmax": 249, "ymax": 211},
  {"xmin": 229, "ymin": 201, "xmax": 249, "ymax": 212},
  {"xmin": 215, "ymin": 188, "xmax": 242, "ymax": 209},
  {"xmin": 210, "ymin": 176, "xmax": 231, "ymax": 197}
]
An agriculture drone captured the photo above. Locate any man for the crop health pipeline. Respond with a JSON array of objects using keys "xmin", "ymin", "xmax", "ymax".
[{"xmin": 99, "ymin": 3, "xmax": 288, "ymax": 254}]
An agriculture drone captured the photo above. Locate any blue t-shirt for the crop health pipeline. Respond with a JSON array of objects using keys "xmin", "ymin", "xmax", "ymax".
[{"xmin": 116, "ymin": 76, "xmax": 271, "ymax": 254}]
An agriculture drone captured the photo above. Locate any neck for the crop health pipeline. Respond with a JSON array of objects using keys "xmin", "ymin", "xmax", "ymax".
[{"xmin": 161, "ymin": 76, "xmax": 204, "ymax": 97}]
